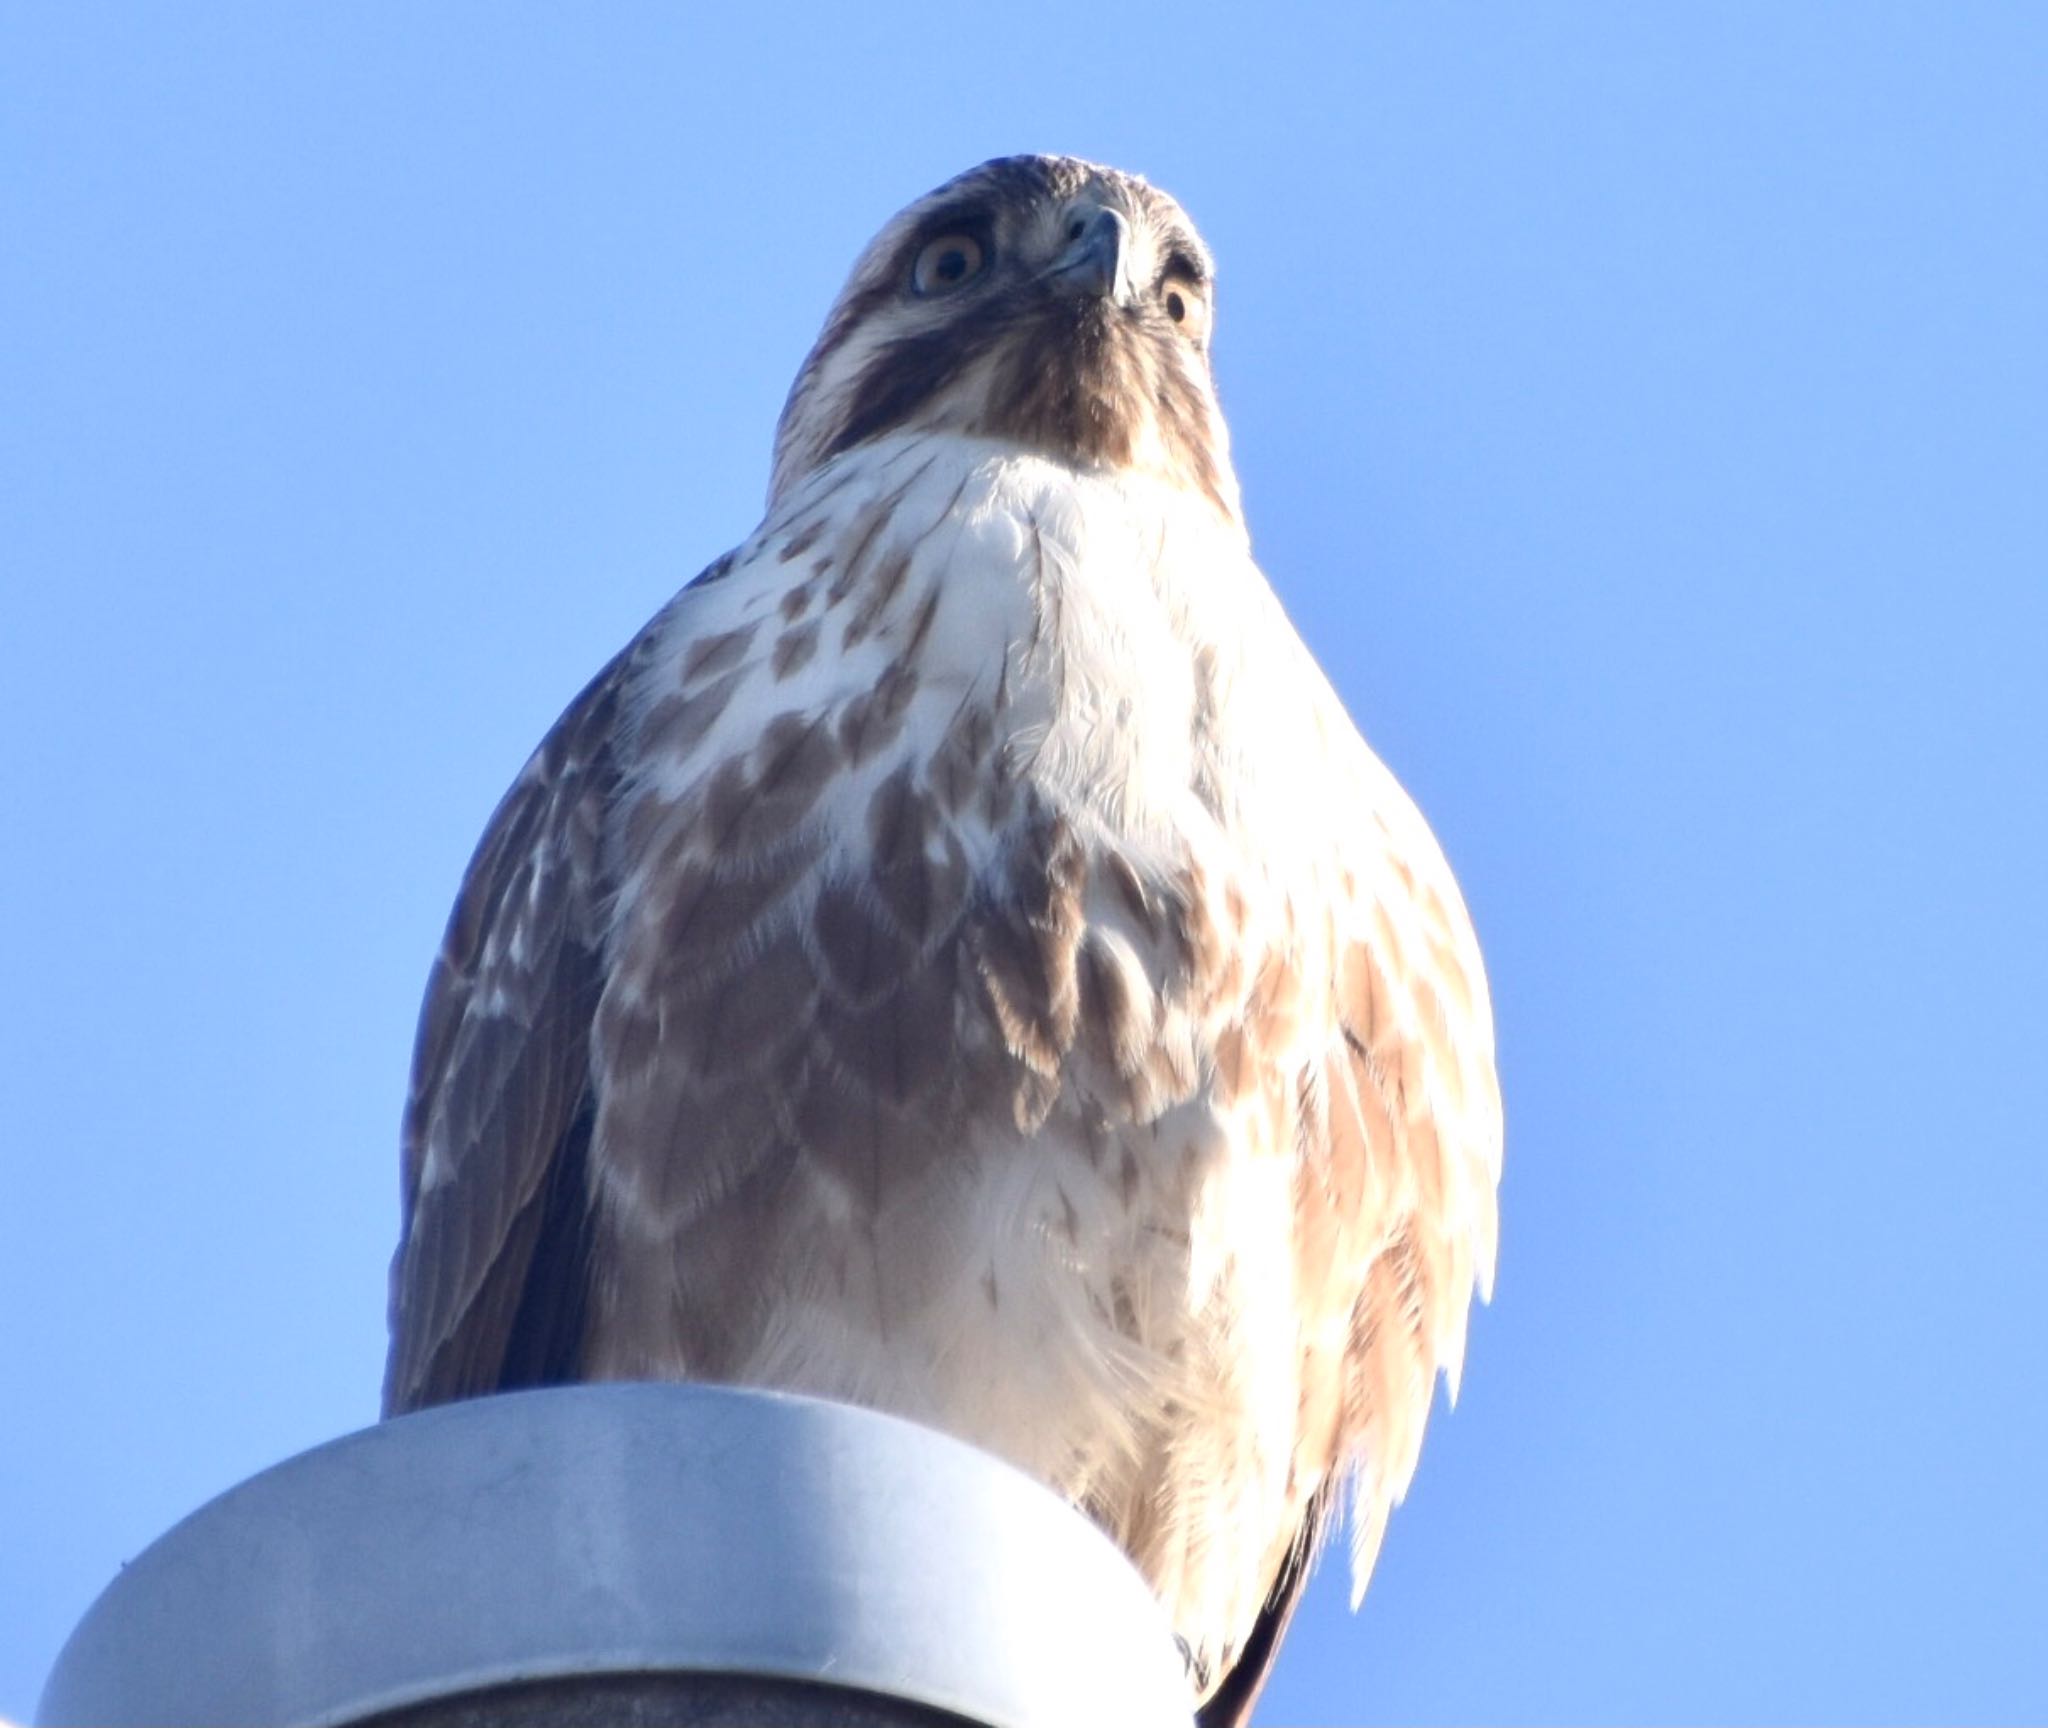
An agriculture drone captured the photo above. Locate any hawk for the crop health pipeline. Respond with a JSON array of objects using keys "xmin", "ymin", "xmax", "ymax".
[{"xmin": 385, "ymin": 154, "xmax": 1502, "ymax": 1724}]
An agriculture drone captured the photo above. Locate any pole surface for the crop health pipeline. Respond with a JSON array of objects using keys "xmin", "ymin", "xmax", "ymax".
[{"xmin": 39, "ymin": 1384, "xmax": 1193, "ymax": 1728}]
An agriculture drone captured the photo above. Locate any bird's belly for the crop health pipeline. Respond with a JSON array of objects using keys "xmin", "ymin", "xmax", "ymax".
[{"xmin": 595, "ymin": 1033, "xmax": 1311, "ymax": 1678}]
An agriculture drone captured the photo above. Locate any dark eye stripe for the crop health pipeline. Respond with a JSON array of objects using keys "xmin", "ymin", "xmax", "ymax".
[{"xmin": 906, "ymin": 209, "xmax": 994, "ymax": 263}]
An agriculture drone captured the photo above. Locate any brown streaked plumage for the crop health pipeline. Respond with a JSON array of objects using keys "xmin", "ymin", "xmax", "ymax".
[{"xmin": 386, "ymin": 155, "xmax": 1502, "ymax": 1726}]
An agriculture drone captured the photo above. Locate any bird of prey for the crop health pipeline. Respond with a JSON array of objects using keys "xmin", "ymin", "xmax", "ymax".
[{"xmin": 384, "ymin": 154, "xmax": 1501, "ymax": 1724}]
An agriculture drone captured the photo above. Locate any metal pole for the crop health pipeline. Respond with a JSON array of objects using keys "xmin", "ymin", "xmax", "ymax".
[{"xmin": 39, "ymin": 1384, "xmax": 1193, "ymax": 1728}]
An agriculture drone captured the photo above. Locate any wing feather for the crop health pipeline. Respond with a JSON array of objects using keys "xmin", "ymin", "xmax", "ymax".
[
  {"xmin": 382, "ymin": 648, "xmax": 632, "ymax": 1415},
  {"xmin": 1310, "ymin": 765, "xmax": 1503, "ymax": 1601}
]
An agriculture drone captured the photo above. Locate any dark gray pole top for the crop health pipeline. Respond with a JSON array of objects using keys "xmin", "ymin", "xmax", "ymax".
[{"xmin": 39, "ymin": 1383, "xmax": 1195, "ymax": 1728}]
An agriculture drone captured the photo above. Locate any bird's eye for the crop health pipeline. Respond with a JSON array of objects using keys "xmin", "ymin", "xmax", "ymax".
[
  {"xmin": 1161, "ymin": 276, "xmax": 1211, "ymax": 344},
  {"xmin": 911, "ymin": 232, "xmax": 989, "ymax": 296}
]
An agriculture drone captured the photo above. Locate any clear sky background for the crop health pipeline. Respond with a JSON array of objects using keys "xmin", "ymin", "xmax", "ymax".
[{"xmin": 5, "ymin": 6, "xmax": 2044, "ymax": 1723}]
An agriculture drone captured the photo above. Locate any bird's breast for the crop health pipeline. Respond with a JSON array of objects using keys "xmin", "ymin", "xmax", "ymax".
[{"xmin": 626, "ymin": 431, "xmax": 1310, "ymax": 867}]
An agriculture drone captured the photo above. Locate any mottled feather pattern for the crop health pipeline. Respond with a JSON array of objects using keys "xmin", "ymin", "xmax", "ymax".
[
  {"xmin": 385, "ymin": 155, "xmax": 1500, "ymax": 1720},
  {"xmin": 385, "ymin": 647, "xmax": 633, "ymax": 1409}
]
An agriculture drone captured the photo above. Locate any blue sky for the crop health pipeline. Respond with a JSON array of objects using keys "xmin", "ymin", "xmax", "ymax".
[{"xmin": 4, "ymin": 6, "xmax": 2044, "ymax": 1722}]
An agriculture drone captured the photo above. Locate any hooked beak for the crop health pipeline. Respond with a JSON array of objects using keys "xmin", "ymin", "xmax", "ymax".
[{"xmin": 1049, "ymin": 204, "xmax": 1135, "ymax": 306}]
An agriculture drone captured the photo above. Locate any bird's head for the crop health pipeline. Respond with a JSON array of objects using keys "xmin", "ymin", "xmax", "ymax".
[{"xmin": 771, "ymin": 155, "xmax": 1238, "ymax": 520}]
